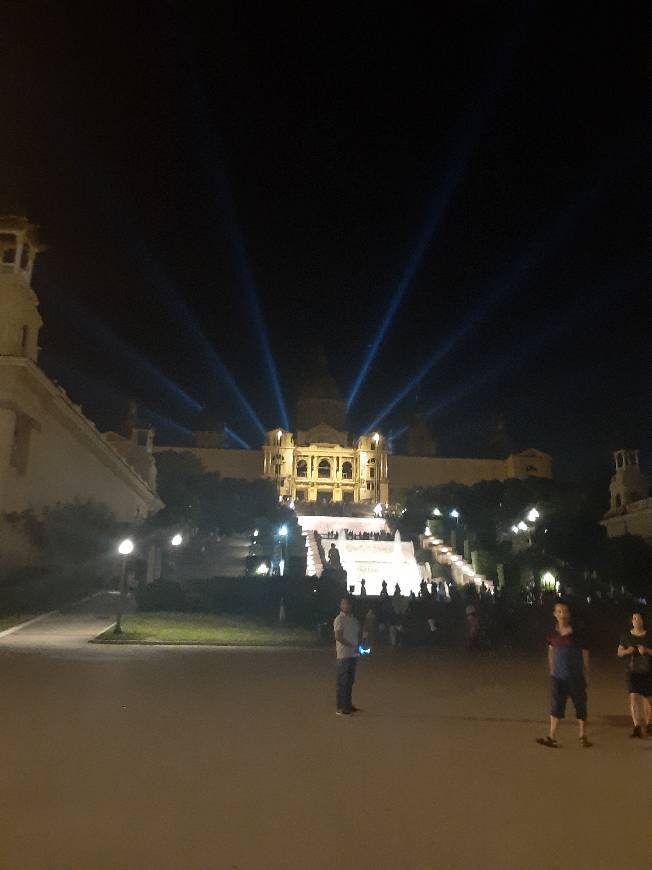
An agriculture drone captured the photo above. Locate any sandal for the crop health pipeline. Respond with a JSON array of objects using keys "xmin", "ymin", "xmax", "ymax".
[
  {"xmin": 579, "ymin": 736, "xmax": 592, "ymax": 748},
  {"xmin": 536, "ymin": 736, "xmax": 559, "ymax": 748}
]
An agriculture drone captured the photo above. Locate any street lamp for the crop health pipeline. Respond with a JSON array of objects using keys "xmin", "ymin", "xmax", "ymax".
[
  {"xmin": 517, "ymin": 521, "xmax": 528, "ymax": 532},
  {"xmin": 170, "ymin": 533, "xmax": 183, "ymax": 547},
  {"xmin": 526, "ymin": 508, "xmax": 540, "ymax": 523},
  {"xmin": 278, "ymin": 525, "xmax": 288, "ymax": 537},
  {"xmin": 432, "ymin": 507, "xmax": 442, "ymax": 516},
  {"xmin": 114, "ymin": 538, "xmax": 134, "ymax": 635},
  {"xmin": 511, "ymin": 525, "xmax": 520, "ymax": 534}
]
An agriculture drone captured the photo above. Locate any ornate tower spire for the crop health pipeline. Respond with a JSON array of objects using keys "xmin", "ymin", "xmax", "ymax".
[{"xmin": 0, "ymin": 216, "xmax": 44, "ymax": 363}]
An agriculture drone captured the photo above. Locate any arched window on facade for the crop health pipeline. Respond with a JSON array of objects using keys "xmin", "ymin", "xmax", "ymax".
[
  {"xmin": 296, "ymin": 459, "xmax": 307, "ymax": 477},
  {"xmin": 318, "ymin": 459, "xmax": 331, "ymax": 479},
  {"xmin": 342, "ymin": 461, "xmax": 353, "ymax": 480},
  {"xmin": 615, "ymin": 493, "xmax": 622, "ymax": 508}
]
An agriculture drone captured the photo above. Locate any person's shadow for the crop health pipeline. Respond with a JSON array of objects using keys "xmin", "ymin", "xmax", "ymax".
[{"xmin": 600, "ymin": 714, "xmax": 633, "ymax": 728}]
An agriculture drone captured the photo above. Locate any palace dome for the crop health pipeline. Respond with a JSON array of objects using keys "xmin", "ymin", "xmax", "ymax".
[{"xmin": 296, "ymin": 349, "xmax": 347, "ymax": 433}]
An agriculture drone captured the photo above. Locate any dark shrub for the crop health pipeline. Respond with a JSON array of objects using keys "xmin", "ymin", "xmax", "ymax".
[{"xmin": 136, "ymin": 579, "xmax": 187, "ymax": 612}]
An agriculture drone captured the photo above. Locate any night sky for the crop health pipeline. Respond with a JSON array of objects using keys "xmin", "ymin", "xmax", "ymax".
[{"xmin": 2, "ymin": 3, "xmax": 647, "ymax": 479}]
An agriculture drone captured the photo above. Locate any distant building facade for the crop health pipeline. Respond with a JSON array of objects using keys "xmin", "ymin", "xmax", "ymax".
[
  {"xmin": 0, "ymin": 216, "xmax": 162, "ymax": 524},
  {"xmin": 601, "ymin": 449, "xmax": 652, "ymax": 543},
  {"xmin": 156, "ymin": 352, "xmax": 552, "ymax": 503}
]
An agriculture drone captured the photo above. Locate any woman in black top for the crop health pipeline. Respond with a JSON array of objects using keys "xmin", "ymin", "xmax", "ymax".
[{"xmin": 617, "ymin": 612, "xmax": 652, "ymax": 738}]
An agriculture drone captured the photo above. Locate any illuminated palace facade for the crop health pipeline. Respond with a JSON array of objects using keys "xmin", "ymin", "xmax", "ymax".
[
  {"xmin": 263, "ymin": 426, "xmax": 388, "ymax": 505},
  {"xmin": 157, "ymin": 354, "xmax": 553, "ymax": 504},
  {"xmin": 263, "ymin": 359, "xmax": 388, "ymax": 504}
]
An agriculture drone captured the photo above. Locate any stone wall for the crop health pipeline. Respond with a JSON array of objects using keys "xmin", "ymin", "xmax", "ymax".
[
  {"xmin": 154, "ymin": 446, "xmax": 262, "ymax": 481},
  {"xmin": 0, "ymin": 359, "xmax": 161, "ymax": 521}
]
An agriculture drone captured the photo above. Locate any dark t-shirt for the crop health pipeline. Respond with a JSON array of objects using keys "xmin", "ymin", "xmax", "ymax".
[
  {"xmin": 547, "ymin": 628, "xmax": 587, "ymax": 680},
  {"xmin": 619, "ymin": 631, "xmax": 651, "ymax": 674}
]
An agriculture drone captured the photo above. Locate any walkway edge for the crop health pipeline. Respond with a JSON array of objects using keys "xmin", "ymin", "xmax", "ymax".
[
  {"xmin": 0, "ymin": 610, "xmax": 59, "ymax": 639},
  {"xmin": 0, "ymin": 590, "xmax": 106, "ymax": 639}
]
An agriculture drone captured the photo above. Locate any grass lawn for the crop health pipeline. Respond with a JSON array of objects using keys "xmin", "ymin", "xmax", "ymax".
[
  {"xmin": 0, "ymin": 614, "xmax": 36, "ymax": 633},
  {"xmin": 93, "ymin": 611, "xmax": 319, "ymax": 646}
]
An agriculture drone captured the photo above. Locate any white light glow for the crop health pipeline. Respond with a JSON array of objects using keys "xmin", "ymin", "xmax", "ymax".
[
  {"xmin": 450, "ymin": 509, "xmax": 459, "ymax": 518},
  {"xmin": 432, "ymin": 538, "xmax": 443, "ymax": 545},
  {"xmin": 518, "ymin": 521, "xmax": 528, "ymax": 531},
  {"xmin": 253, "ymin": 529, "xmax": 259, "ymax": 538},
  {"xmin": 424, "ymin": 526, "xmax": 432, "ymax": 536},
  {"xmin": 372, "ymin": 432, "xmax": 380, "ymax": 444},
  {"xmin": 256, "ymin": 562, "xmax": 268, "ymax": 575},
  {"xmin": 170, "ymin": 533, "xmax": 183, "ymax": 547},
  {"xmin": 278, "ymin": 525, "xmax": 288, "ymax": 537},
  {"xmin": 541, "ymin": 571, "xmax": 556, "ymax": 590},
  {"xmin": 373, "ymin": 502, "xmax": 383, "ymax": 517},
  {"xmin": 511, "ymin": 525, "xmax": 520, "ymax": 534},
  {"xmin": 118, "ymin": 538, "xmax": 134, "ymax": 556},
  {"xmin": 432, "ymin": 507, "xmax": 442, "ymax": 516},
  {"xmin": 277, "ymin": 429, "xmax": 282, "ymax": 442},
  {"xmin": 527, "ymin": 508, "xmax": 540, "ymax": 522}
]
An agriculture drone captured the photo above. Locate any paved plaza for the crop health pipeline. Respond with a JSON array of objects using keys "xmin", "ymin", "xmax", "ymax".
[{"xmin": 0, "ymin": 600, "xmax": 648, "ymax": 870}]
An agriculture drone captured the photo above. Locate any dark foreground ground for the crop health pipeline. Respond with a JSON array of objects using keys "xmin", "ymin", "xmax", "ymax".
[{"xmin": 0, "ymin": 615, "xmax": 649, "ymax": 870}]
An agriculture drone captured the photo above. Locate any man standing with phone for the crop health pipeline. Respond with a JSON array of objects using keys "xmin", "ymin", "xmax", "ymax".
[{"xmin": 334, "ymin": 597, "xmax": 361, "ymax": 716}]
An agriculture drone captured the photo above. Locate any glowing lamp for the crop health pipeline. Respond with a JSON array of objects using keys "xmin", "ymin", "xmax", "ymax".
[
  {"xmin": 527, "ymin": 508, "xmax": 540, "ymax": 522},
  {"xmin": 118, "ymin": 538, "xmax": 134, "ymax": 556},
  {"xmin": 432, "ymin": 507, "xmax": 442, "ymax": 516},
  {"xmin": 518, "ymin": 521, "xmax": 528, "ymax": 532},
  {"xmin": 170, "ymin": 533, "xmax": 183, "ymax": 547},
  {"xmin": 424, "ymin": 526, "xmax": 432, "ymax": 536},
  {"xmin": 450, "ymin": 509, "xmax": 459, "ymax": 518},
  {"xmin": 278, "ymin": 525, "xmax": 288, "ymax": 537},
  {"xmin": 511, "ymin": 525, "xmax": 520, "ymax": 534},
  {"xmin": 372, "ymin": 432, "xmax": 380, "ymax": 445},
  {"xmin": 255, "ymin": 562, "xmax": 268, "ymax": 575},
  {"xmin": 253, "ymin": 529, "xmax": 259, "ymax": 538}
]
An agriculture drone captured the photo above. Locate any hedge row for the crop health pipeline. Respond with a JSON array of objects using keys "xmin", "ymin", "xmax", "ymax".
[{"xmin": 136, "ymin": 574, "xmax": 345, "ymax": 627}]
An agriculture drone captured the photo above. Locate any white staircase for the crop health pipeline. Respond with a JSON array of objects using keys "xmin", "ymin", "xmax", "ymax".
[{"xmin": 304, "ymin": 530, "xmax": 324, "ymax": 577}]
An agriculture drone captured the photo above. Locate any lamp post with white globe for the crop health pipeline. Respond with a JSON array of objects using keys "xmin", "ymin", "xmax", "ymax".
[{"xmin": 114, "ymin": 537, "xmax": 134, "ymax": 635}]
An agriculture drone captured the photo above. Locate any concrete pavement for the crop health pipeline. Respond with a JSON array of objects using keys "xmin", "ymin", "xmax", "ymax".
[
  {"xmin": 0, "ymin": 591, "xmax": 125, "ymax": 655},
  {"xmin": 0, "ymin": 621, "xmax": 648, "ymax": 870}
]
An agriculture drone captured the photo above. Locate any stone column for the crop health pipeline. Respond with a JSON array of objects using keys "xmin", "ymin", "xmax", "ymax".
[{"xmin": 0, "ymin": 406, "xmax": 17, "ymax": 511}]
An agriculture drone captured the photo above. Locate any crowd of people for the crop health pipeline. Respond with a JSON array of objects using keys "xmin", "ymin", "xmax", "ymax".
[
  {"xmin": 319, "ymin": 529, "xmax": 394, "ymax": 541},
  {"xmin": 333, "ymin": 595, "xmax": 652, "ymax": 745}
]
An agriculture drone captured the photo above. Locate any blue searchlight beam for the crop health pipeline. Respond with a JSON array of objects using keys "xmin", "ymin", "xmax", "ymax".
[
  {"xmin": 363, "ymin": 182, "xmax": 604, "ymax": 433},
  {"xmin": 225, "ymin": 426, "xmax": 251, "ymax": 449}
]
